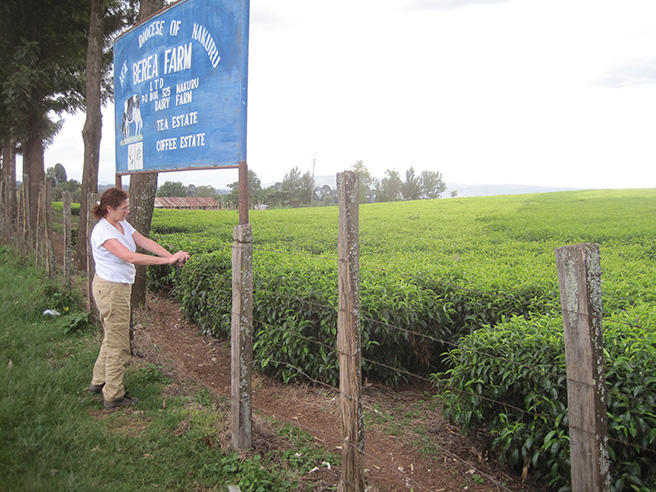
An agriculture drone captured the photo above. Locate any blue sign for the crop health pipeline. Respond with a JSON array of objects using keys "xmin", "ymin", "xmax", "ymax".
[{"xmin": 113, "ymin": 0, "xmax": 249, "ymax": 175}]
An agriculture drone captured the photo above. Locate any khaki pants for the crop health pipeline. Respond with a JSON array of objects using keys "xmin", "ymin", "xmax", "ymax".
[{"xmin": 91, "ymin": 275, "xmax": 132, "ymax": 402}]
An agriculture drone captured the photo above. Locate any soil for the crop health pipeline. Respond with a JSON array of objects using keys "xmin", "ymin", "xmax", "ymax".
[
  {"xmin": 129, "ymin": 293, "xmax": 545, "ymax": 492},
  {"xmin": 54, "ymin": 236, "xmax": 544, "ymax": 491}
]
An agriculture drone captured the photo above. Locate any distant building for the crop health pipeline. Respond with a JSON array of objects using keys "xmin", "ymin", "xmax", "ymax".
[{"xmin": 154, "ymin": 197, "xmax": 220, "ymax": 210}]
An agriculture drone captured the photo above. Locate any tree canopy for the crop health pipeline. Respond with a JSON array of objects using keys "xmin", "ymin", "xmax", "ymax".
[
  {"xmin": 351, "ymin": 162, "xmax": 447, "ymax": 204},
  {"xmin": 46, "ymin": 163, "xmax": 68, "ymax": 186},
  {"xmin": 1, "ymin": 0, "xmax": 134, "ymax": 243},
  {"xmin": 0, "ymin": 0, "xmax": 91, "ymax": 138},
  {"xmin": 227, "ymin": 169, "xmax": 263, "ymax": 208},
  {"xmin": 157, "ymin": 181, "xmax": 188, "ymax": 197}
]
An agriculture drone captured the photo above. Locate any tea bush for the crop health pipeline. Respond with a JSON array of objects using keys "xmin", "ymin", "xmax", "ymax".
[
  {"xmin": 168, "ymin": 249, "xmax": 558, "ymax": 385},
  {"xmin": 175, "ymin": 250, "xmax": 232, "ymax": 335},
  {"xmin": 144, "ymin": 189, "xmax": 656, "ymax": 488},
  {"xmin": 144, "ymin": 190, "xmax": 656, "ymax": 388},
  {"xmin": 436, "ymin": 304, "xmax": 656, "ymax": 491}
]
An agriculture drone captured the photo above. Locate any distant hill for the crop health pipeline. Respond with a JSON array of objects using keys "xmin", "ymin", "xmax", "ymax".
[
  {"xmin": 143, "ymin": 174, "xmax": 579, "ymax": 199},
  {"xmin": 307, "ymin": 176, "xmax": 580, "ymax": 198},
  {"xmin": 262, "ymin": 175, "xmax": 337, "ymax": 189},
  {"xmin": 446, "ymin": 183, "xmax": 581, "ymax": 198}
]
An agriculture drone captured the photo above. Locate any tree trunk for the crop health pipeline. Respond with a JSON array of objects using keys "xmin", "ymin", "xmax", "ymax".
[
  {"xmin": 129, "ymin": 172, "xmax": 158, "ymax": 308},
  {"xmin": 129, "ymin": 0, "xmax": 165, "ymax": 309},
  {"xmin": 2, "ymin": 137, "xmax": 18, "ymax": 237},
  {"xmin": 23, "ymin": 120, "xmax": 45, "ymax": 244},
  {"xmin": 75, "ymin": 0, "xmax": 105, "ymax": 270}
]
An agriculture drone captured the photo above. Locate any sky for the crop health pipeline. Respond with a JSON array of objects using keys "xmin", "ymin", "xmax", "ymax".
[{"xmin": 27, "ymin": 0, "xmax": 656, "ymax": 191}]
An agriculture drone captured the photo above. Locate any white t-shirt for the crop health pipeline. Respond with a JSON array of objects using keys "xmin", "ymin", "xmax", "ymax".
[{"xmin": 90, "ymin": 218, "xmax": 137, "ymax": 284}]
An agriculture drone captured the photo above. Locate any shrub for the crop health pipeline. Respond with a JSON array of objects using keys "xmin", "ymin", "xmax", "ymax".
[
  {"xmin": 253, "ymin": 268, "xmax": 339, "ymax": 385},
  {"xmin": 172, "ymin": 252, "xmax": 479, "ymax": 385},
  {"xmin": 435, "ymin": 305, "xmax": 656, "ymax": 491},
  {"xmin": 146, "ymin": 191, "xmax": 656, "ymax": 387},
  {"xmin": 176, "ymin": 250, "xmax": 232, "ymax": 335}
]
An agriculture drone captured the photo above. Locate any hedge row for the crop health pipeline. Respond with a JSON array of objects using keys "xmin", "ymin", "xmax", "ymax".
[
  {"xmin": 146, "ymin": 248, "xmax": 559, "ymax": 385},
  {"xmin": 436, "ymin": 305, "xmax": 656, "ymax": 491}
]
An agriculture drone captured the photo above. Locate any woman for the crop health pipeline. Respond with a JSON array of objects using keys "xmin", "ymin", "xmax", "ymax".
[{"xmin": 88, "ymin": 187, "xmax": 190, "ymax": 409}]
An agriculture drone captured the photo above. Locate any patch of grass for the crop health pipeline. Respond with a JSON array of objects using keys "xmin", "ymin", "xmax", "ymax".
[
  {"xmin": 0, "ymin": 245, "xmax": 337, "ymax": 491},
  {"xmin": 365, "ymin": 396, "xmax": 444, "ymax": 460}
]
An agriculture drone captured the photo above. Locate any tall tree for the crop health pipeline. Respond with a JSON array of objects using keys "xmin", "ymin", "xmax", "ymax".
[
  {"xmin": 401, "ymin": 166, "xmax": 421, "ymax": 201},
  {"xmin": 419, "ymin": 170, "xmax": 446, "ymax": 199},
  {"xmin": 46, "ymin": 163, "xmax": 68, "ymax": 186},
  {"xmin": 379, "ymin": 169, "xmax": 403, "ymax": 202},
  {"xmin": 227, "ymin": 169, "xmax": 262, "ymax": 207},
  {"xmin": 129, "ymin": 0, "xmax": 166, "ymax": 308},
  {"xmin": 351, "ymin": 160, "xmax": 373, "ymax": 204},
  {"xmin": 157, "ymin": 181, "xmax": 188, "ymax": 197},
  {"xmin": 315, "ymin": 184, "xmax": 336, "ymax": 204},
  {"xmin": 0, "ymin": 84, "xmax": 17, "ymax": 236},
  {"xmin": 280, "ymin": 166, "xmax": 313, "ymax": 208},
  {"xmin": 194, "ymin": 185, "xmax": 217, "ymax": 198},
  {"xmin": 76, "ymin": 0, "xmax": 137, "ymax": 267},
  {"xmin": 0, "ymin": 0, "xmax": 90, "ymax": 241},
  {"xmin": 75, "ymin": 0, "xmax": 106, "ymax": 268},
  {"xmin": 1, "ymin": 138, "xmax": 17, "ymax": 236}
]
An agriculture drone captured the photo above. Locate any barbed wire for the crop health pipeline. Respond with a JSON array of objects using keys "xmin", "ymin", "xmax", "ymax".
[
  {"xmin": 134, "ymin": 259, "xmax": 656, "ymax": 418},
  {"xmin": 137, "ymin": 262, "xmax": 656, "ymax": 415},
  {"xmin": 132, "ymin": 283, "xmax": 522, "ymax": 488},
  {"xmin": 260, "ymin": 357, "xmax": 515, "ymax": 492},
  {"xmin": 144, "ymin": 266, "xmax": 656, "ymax": 464},
  {"xmin": 45, "ymin": 203, "xmax": 656, "ymax": 488}
]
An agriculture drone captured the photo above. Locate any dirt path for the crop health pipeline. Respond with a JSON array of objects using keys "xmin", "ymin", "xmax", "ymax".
[
  {"xmin": 50, "ymin": 230, "xmax": 539, "ymax": 490},
  {"xmin": 131, "ymin": 292, "xmax": 542, "ymax": 492}
]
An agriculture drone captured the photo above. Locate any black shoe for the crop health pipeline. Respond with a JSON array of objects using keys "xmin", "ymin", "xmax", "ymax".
[
  {"xmin": 104, "ymin": 394, "xmax": 139, "ymax": 409},
  {"xmin": 89, "ymin": 383, "xmax": 105, "ymax": 394}
]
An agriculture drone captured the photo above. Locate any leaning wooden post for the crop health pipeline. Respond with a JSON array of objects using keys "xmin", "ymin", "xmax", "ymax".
[
  {"xmin": 231, "ymin": 222, "xmax": 253, "ymax": 450},
  {"xmin": 63, "ymin": 192, "xmax": 73, "ymax": 290},
  {"xmin": 555, "ymin": 243, "xmax": 610, "ymax": 492},
  {"xmin": 337, "ymin": 171, "xmax": 365, "ymax": 492},
  {"xmin": 21, "ymin": 174, "xmax": 29, "ymax": 241},
  {"xmin": 44, "ymin": 179, "xmax": 56, "ymax": 277},
  {"xmin": 0, "ymin": 180, "xmax": 5, "ymax": 236},
  {"xmin": 17, "ymin": 183, "xmax": 24, "ymax": 241},
  {"xmin": 35, "ymin": 188, "xmax": 45, "ymax": 267},
  {"xmin": 86, "ymin": 193, "xmax": 99, "ymax": 314}
]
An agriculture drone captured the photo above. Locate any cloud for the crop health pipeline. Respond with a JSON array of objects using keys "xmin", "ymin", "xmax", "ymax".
[
  {"xmin": 593, "ymin": 59, "xmax": 656, "ymax": 88},
  {"xmin": 250, "ymin": 7, "xmax": 295, "ymax": 31},
  {"xmin": 406, "ymin": 0, "xmax": 510, "ymax": 11}
]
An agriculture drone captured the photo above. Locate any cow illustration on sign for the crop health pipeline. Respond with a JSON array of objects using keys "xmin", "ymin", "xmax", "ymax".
[{"xmin": 121, "ymin": 95, "xmax": 143, "ymax": 143}]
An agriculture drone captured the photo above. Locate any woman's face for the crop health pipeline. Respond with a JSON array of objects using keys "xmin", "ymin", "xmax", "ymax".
[{"xmin": 108, "ymin": 199, "xmax": 129, "ymax": 222}]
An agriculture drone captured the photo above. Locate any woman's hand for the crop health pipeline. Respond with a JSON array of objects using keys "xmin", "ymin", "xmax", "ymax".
[{"xmin": 169, "ymin": 250, "xmax": 190, "ymax": 266}]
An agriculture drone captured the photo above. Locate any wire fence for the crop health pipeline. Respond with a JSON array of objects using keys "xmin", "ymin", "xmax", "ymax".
[
  {"xmin": 17, "ymin": 188, "xmax": 654, "ymax": 491},
  {"xmin": 141, "ymin": 254, "xmax": 656, "ymax": 416},
  {"xmin": 125, "ymin": 235, "xmax": 656, "ymax": 491}
]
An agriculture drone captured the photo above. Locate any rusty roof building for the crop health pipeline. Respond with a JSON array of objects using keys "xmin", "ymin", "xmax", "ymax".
[{"xmin": 154, "ymin": 197, "xmax": 220, "ymax": 209}]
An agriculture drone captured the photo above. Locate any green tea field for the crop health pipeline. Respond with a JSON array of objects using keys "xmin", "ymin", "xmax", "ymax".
[{"xmin": 146, "ymin": 188, "xmax": 655, "ymax": 490}]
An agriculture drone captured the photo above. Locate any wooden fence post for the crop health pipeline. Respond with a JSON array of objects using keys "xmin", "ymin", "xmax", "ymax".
[
  {"xmin": 17, "ymin": 183, "xmax": 24, "ymax": 241},
  {"xmin": 63, "ymin": 192, "xmax": 72, "ymax": 290},
  {"xmin": 86, "ymin": 193, "xmax": 99, "ymax": 314},
  {"xmin": 36, "ymin": 186, "xmax": 46, "ymax": 268},
  {"xmin": 555, "ymin": 243, "xmax": 610, "ymax": 492},
  {"xmin": 337, "ymin": 171, "xmax": 365, "ymax": 492},
  {"xmin": 21, "ymin": 174, "xmax": 29, "ymax": 241},
  {"xmin": 0, "ymin": 180, "xmax": 5, "ymax": 237},
  {"xmin": 231, "ymin": 222, "xmax": 253, "ymax": 450},
  {"xmin": 44, "ymin": 179, "xmax": 55, "ymax": 276}
]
